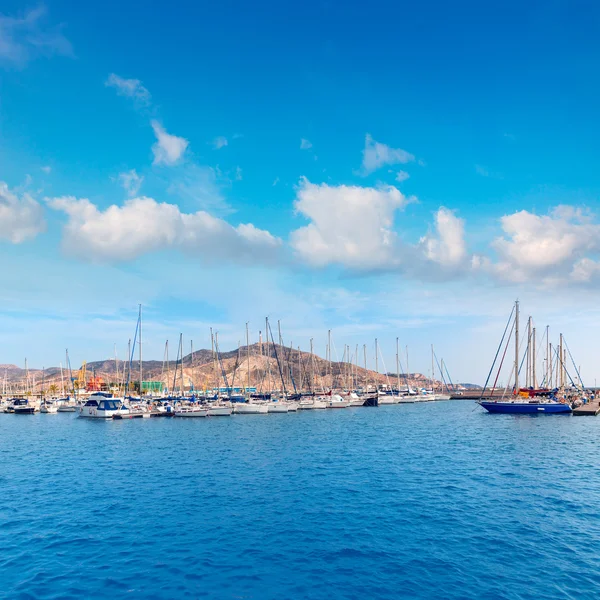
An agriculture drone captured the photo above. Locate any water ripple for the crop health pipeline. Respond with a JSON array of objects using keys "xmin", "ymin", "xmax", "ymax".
[{"xmin": 2, "ymin": 404, "xmax": 600, "ymax": 598}]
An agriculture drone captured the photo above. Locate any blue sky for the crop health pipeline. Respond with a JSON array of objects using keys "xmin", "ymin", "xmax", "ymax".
[{"xmin": 2, "ymin": 1, "xmax": 600, "ymax": 384}]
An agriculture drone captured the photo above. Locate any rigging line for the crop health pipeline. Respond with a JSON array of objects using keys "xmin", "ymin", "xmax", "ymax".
[
  {"xmin": 491, "ymin": 321, "xmax": 515, "ymax": 397},
  {"xmin": 479, "ymin": 304, "xmax": 515, "ymax": 401},
  {"xmin": 563, "ymin": 338, "xmax": 584, "ymax": 388}
]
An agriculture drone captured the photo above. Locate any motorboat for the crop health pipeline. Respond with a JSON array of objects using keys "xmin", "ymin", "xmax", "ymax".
[
  {"xmin": 12, "ymin": 398, "xmax": 36, "ymax": 414},
  {"xmin": 79, "ymin": 393, "xmax": 129, "ymax": 419}
]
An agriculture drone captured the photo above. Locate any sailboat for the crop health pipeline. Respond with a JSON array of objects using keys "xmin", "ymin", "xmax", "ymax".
[{"xmin": 479, "ymin": 301, "xmax": 573, "ymax": 414}]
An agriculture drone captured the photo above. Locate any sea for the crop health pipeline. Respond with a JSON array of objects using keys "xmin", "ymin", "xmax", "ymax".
[{"xmin": 1, "ymin": 401, "xmax": 600, "ymax": 599}]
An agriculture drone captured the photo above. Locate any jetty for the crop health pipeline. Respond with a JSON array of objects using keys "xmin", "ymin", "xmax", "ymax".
[{"xmin": 572, "ymin": 401, "xmax": 600, "ymax": 416}]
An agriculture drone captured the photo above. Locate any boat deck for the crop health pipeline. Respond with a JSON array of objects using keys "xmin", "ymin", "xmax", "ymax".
[{"xmin": 572, "ymin": 401, "xmax": 600, "ymax": 416}]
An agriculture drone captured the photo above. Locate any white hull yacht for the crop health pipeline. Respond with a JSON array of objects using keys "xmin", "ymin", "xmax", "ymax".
[{"xmin": 79, "ymin": 394, "xmax": 128, "ymax": 419}]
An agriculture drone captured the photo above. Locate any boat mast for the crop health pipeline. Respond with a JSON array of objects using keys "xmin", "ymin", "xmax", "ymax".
[
  {"xmin": 310, "ymin": 338, "xmax": 314, "ymax": 393},
  {"xmin": 210, "ymin": 328, "xmax": 216, "ymax": 395},
  {"xmin": 431, "ymin": 344, "xmax": 435, "ymax": 393},
  {"xmin": 246, "ymin": 322, "xmax": 250, "ymax": 393},
  {"xmin": 406, "ymin": 346, "xmax": 410, "ymax": 390},
  {"xmin": 546, "ymin": 325, "xmax": 550, "ymax": 388},
  {"xmin": 549, "ymin": 342, "xmax": 553, "ymax": 388},
  {"xmin": 328, "ymin": 329, "xmax": 332, "ymax": 390},
  {"xmin": 363, "ymin": 344, "xmax": 367, "ymax": 389},
  {"xmin": 514, "ymin": 300, "xmax": 520, "ymax": 393},
  {"xmin": 559, "ymin": 333, "xmax": 564, "ymax": 389},
  {"xmin": 139, "ymin": 304, "xmax": 143, "ymax": 398},
  {"xmin": 532, "ymin": 327, "xmax": 536, "ymax": 389},
  {"xmin": 191, "ymin": 340, "xmax": 195, "ymax": 393},
  {"xmin": 396, "ymin": 338, "xmax": 400, "ymax": 392}
]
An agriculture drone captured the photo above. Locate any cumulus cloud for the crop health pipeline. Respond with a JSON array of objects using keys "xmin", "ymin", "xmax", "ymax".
[
  {"xmin": 360, "ymin": 134, "xmax": 414, "ymax": 175},
  {"xmin": 151, "ymin": 120, "xmax": 189, "ymax": 166},
  {"xmin": 290, "ymin": 178, "xmax": 413, "ymax": 269},
  {"xmin": 420, "ymin": 208, "xmax": 467, "ymax": 268},
  {"xmin": 0, "ymin": 6, "xmax": 73, "ymax": 68},
  {"xmin": 300, "ymin": 138, "xmax": 313, "ymax": 150},
  {"xmin": 211, "ymin": 136, "xmax": 228, "ymax": 149},
  {"xmin": 105, "ymin": 73, "xmax": 151, "ymax": 106},
  {"xmin": 0, "ymin": 182, "xmax": 45, "ymax": 243},
  {"xmin": 47, "ymin": 195, "xmax": 281, "ymax": 264},
  {"xmin": 118, "ymin": 169, "xmax": 144, "ymax": 197},
  {"xmin": 395, "ymin": 170, "xmax": 410, "ymax": 183},
  {"xmin": 485, "ymin": 206, "xmax": 600, "ymax": 283}
]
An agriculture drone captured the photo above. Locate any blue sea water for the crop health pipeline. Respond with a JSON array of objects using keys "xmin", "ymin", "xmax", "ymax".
[{"xmin": 1, "ymin": 402, "xmax": 600, "ymax": 599}]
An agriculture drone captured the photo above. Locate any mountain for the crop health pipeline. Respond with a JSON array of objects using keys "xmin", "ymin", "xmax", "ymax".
[{"xmin": 0, "ymin": 343, "xmax": 472, "ymax": 393}]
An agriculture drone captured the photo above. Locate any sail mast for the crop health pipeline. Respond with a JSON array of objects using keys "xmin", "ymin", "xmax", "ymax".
[
  {"xmin": 139, "ymin": 304, "xmax": 143, "ymax": 398},
  {"xmin": 246, "ymin": 322, "xmax": 250, "ymax": 393},
  {"xmin": 396, "ymin": 338, "xmax": 400, "ymax": 392},
  {"xmin": 514, "ymin": 300, "xmax": 520, "ymax": 393},
  {"xmin": 532, "ymin": 327, "xmax": 536, "ymax": 388}
]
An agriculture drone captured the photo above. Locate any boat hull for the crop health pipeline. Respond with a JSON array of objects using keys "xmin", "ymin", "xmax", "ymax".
[
  {"xmin": 208, "ymin": 406, "xmax": 233, "ymax": 416},
  {"xmin": 234, "ymin": 403, "xmax": 268, "ymax": 414},
  {"xmin": 174, "ymin": 408, "xmax": 208, "ymax": 417},
  {"xmin": 480, "ymin": 401, "xmax": 572, "ymax": 414}
]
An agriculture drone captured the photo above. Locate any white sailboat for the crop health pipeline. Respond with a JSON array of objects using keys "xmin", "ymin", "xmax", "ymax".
[{"xmin": 174, "ymin": 404, "xmax": 208, "ymax": 417}]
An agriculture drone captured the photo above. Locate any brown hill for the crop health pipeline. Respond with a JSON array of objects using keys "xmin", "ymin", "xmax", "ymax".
[{"xmin": 1, "ymin": 343, "xmax": 443, "ymax": 394}]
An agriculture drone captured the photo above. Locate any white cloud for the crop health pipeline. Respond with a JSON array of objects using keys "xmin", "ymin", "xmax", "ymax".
[
  {"xmin": 47, "ymin": 195, "xmax": 281, "ymax": 264},
  {"xmin": 41, "ymin": 166, "xmax": 51, "ymax": 174},
  {"xmin": 360, "ymin": 134, "xmax": 414, "ymax": 175},
  {"xmin": 420, "ymin": 208, "xmax": 467, "ymax": 268},
  {"xmin": 272, "ymin": 177, "xmax": 280, "ymax": 187},
  {"xmin": 0, "ymin": 6, "xmax": 72, "ymax": 68},
  {"xmin": 300, "ymin": 138, "xmax": 313, "ymax": 150},
  {"xmin": 0, "ymin": 182, "xmax": 45, "ymax": 243},
  {"xmin": 151, "ymin": 120, "xmax": 188, "ymax": 166},
  {"xmin": 395, "ymin": 170, "xmax": 410, "ymax": 183},
  {"xmin": 487, "ymin": 206, "xmax": 600, "ymax": 283},
  {"xmin": 211, "ymin": 136, "xmax": 228, "ymax": 149},
  {"xmin": 118, "ymin": 169, "xmax": 144, "ymax": 197},
  {"xmin": 290, "ymin": 178, "xmax": 413, "ymax": 269},
  {"xmin": 105, "ymin": 73, "xmax": 151, "ymax": 106},
  {"xmin": 235, "ymin": 166, "xmax": 242, "ymax": 181}
]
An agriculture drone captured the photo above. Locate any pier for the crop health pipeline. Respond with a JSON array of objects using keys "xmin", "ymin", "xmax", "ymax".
[{"xmin": 572, "ymin": 401, "xmax": 600, "ymax": 416}]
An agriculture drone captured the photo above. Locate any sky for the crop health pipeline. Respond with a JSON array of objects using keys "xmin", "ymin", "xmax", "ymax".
[{"xmin": 1, "ymin": 0, "xmax": 600, "ymax": 384}]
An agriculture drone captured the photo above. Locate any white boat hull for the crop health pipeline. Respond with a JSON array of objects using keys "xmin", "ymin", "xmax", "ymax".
[
  {"xmin": 174, "ymin": 407, "xmax": 208, "ymax": 417},
  {"xmin": 208, "ymin": 405, "xmax": 233, "ymax": 416},
  {"xmin": 234, "ymin": 403, "xmax": 269, "ymax": 414}
]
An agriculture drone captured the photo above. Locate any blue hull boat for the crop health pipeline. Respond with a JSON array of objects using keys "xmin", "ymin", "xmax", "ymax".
[{"xmin": 479, "ymin": 401, "xmax": 572, "ymax": 414}]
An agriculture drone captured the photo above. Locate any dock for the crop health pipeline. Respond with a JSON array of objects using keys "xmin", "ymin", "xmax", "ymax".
[{"xmin": 572, "ymin": 401, "xmax": 600, "ymax": 416}]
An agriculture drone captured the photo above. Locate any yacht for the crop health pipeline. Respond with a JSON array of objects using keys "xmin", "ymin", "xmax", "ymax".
[
  {"xmin": 174, "ymin": 404, "xmax": 208, "ymax": 418},
  {"xmin": 207, "ymin": 402, "xmax": 233, "ymax": 416},
  {"xmin": 327, "ymin": 394, "xmax": 349, "ymax": 408},
  {"xmin": 13, "ymin": 398, "xmax": 36, "ymax": 414},
  {"xmin": 267, "ymin": 400, "xmax": 289, "ymax": 413},
  {"xmin": 40, "ymin": 399, "xmax": 58, "ymax": 413},
  {"xmin": 79, "ymin": 393, "xmax": 129, "ymax": 419},
  {"xmin": 233, "ymin": 401, "xmax": 269, "ymax": 414},
  {"xmin": 57, "ymin": 397, "xmax": 78, "ymax": 412}
]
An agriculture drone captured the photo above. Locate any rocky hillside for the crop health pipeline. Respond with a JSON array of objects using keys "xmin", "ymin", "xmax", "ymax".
[{"xmin": 1, "ymin": 343, "xmax": 452, "ymax": 393}]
